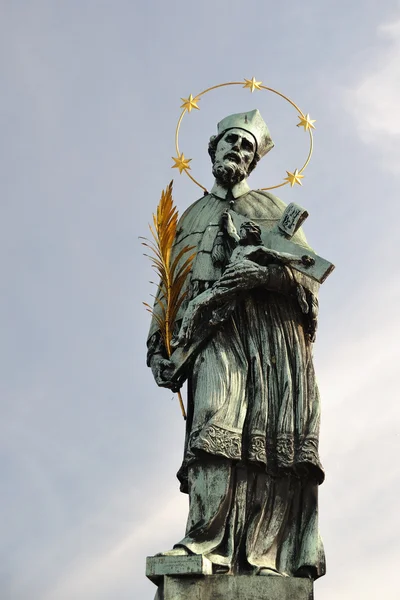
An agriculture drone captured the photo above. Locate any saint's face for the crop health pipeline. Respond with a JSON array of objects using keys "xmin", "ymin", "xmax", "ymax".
[{"xmin": 215, "ymin": 128, "xmax": 256, "ymax": 172}]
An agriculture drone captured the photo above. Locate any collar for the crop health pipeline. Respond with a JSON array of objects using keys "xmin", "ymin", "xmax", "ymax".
[{"xmin": 210, "ymin": 179, "xmax": 251, "ymax": 200}]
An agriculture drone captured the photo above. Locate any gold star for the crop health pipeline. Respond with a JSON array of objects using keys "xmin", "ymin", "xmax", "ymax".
[
  {"xmin": 284, "ymin": 169, "xmax": 304, "ymax": 187},
  {"xmin": 297, "ymin": 114, "xmax": 316, "ymax": 131},
  {"xmin": 180, "ymin": 94, "xmax": 200, "ymax": 112},
  {"xmin": 172, "ymin": 153, "xmax": 192, "ymax": 174},
  {"xmin": 243, "ymin": 77, "xmax": 262, "ymax": 92}
]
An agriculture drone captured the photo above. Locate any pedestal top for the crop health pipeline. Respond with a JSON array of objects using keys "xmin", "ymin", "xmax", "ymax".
[{"xmin": 146, "ymin": 555, "xmax": 212, "ymax": 584}]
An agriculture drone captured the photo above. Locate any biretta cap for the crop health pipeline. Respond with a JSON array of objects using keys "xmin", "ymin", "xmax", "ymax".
[{"xmin": 217, "ymin": 109, "xmax": 274, "ymax": 157}]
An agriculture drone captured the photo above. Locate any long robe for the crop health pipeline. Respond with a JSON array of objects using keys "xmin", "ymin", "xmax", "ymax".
[{"xmin": 147, "ymin": 189, "xmax": 325, "ymax": 577}]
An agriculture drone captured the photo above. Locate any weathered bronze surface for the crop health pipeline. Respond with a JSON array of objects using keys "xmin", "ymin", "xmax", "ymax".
[{"xmin": 146, "ymin": 109, "xmax": 333, "ymax": 586}]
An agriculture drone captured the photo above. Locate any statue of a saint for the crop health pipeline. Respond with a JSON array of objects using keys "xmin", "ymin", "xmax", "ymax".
[{"xmin": 147, "ymin": 110, "xmax": 326, "ymax": 579}]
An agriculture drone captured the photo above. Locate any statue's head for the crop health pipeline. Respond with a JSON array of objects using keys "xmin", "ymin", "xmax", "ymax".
[{"xmin": 208, "ymin": 109, "xmax": 274, "ymax": 187}]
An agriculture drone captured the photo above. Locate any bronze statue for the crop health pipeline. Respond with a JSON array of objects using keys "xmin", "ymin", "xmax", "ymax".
[{"xmin": 147, "ymin": 109, "xmax": 332, "ymax": 580}]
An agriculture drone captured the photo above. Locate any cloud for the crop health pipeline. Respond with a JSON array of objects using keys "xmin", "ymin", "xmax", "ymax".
[
  {"xmin": 315, "ymin": 269, "xmax": 400, "ymax": 600},
  {"xmin": 38, "ymin": 492, "xmax": 186, "ymax": 600},
  {"xmin": 4, "ymin": 475, "xmax": 187, "ymax": 600},
  {"xmin": 344, "ymin": 18, "xmax": 400, "ymax": 172}
]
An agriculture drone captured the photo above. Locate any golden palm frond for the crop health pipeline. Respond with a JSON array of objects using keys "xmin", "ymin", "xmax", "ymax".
[{"xmin": 142, "ymin": 181, "xmax": 195, "ymax": 419}]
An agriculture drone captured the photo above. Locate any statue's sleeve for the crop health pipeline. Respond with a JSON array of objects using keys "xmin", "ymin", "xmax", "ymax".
[
  {"xmin": 269, "ymin": 264, "xmax": 299, "ymax": 292},
  {"xmin": 261, "ymin": 263, "xmax": 319, "ymax": 342}
]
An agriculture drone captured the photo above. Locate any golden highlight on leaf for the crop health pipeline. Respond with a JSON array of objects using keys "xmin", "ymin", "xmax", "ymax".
[{"xmin": 141, "ymin": 181, "xmax": 196, "ymax": 420}]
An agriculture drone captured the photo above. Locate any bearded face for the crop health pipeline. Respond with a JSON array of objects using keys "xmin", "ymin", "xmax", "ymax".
[{"xmin": 212, "ymin": 128, "xmax": 256, "ymax": 187}]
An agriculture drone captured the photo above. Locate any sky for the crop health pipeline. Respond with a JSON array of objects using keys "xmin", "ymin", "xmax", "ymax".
[{"xmin": 1, "ymin": 1, "xmax": 400, "ymax": 598}]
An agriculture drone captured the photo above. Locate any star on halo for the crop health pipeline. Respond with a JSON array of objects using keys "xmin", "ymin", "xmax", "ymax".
[
  {"xmin": 297, "ymin": 114, "xmax": 316, "ymax": 131},
  {"xmin": 180, "ymin": 94, "xmax": 200, "ymax": 112},
  {"xmin": 284, "ymin": 169, "xmax": 304, "ymax": 187},
  {"xmin": 243, "ymin": 77, "xmax": 262, "ymax": 92},
  {"xmin": 172, "ymin": 153, "xmax": 192, "ymax": 174}
]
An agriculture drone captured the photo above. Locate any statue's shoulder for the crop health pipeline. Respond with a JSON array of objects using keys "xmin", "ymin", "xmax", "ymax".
[
  {"xmin": 176, "ymin": 194, "xmax": 221, "ymax": 238},
  {"xmin": 179, "ymin": 194, "xmax": 211, "ymax": 222},
  {"xmin": 249, "ymin": 189, "xmax": 288, "ymax": 215}
]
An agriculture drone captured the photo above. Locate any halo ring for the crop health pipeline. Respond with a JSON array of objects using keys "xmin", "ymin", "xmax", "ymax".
[{"xmin": 174, "ymin": 80, "xmax": 314, "ymax": 193}]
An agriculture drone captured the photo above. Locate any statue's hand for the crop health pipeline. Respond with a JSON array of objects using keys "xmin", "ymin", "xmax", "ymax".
[
  {"xmin": 215, "ymin": 260, "xmax": 268, "ymax": 291},
  {"xmin": 149, "ymin": 355, "xmax": 180, "ymax": 392},
  {"xmin": 221, "ymin": 211, "xmax": 240, "ymax": 241}
]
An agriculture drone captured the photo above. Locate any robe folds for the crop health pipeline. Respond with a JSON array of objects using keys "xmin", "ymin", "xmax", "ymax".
[{"xmin": 147, "ymin": 189, "xmax": 326, "ymax": 577}]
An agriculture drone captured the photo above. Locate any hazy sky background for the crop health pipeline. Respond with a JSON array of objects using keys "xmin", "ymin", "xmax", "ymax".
[{"xmin": 1, "ymin": 1, "xmax": 400, "ymax": 598}]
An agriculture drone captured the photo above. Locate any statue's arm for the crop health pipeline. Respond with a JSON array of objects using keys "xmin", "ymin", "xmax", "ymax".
[
  {"xmin": 215, "ymin": 260, "xmax": 319, "ymax": 341},
  {"xmin": 215, "ymin": 260, "xmax": 296, "ymax": 296}
]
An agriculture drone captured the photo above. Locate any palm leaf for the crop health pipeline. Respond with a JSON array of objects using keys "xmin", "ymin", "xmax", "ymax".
[{"xmin": 141, "ymin": 181, "xmax": 196, "ymax": 420}]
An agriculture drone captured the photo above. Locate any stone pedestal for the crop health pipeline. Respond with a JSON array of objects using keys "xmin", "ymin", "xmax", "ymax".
[
  {"xmin": 153, "ymin": 575, "xmax": 313, "ymax": 600},
  {"xmin": 146, "ymin": 556, "xmax": 313, "ymax": 600}
]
